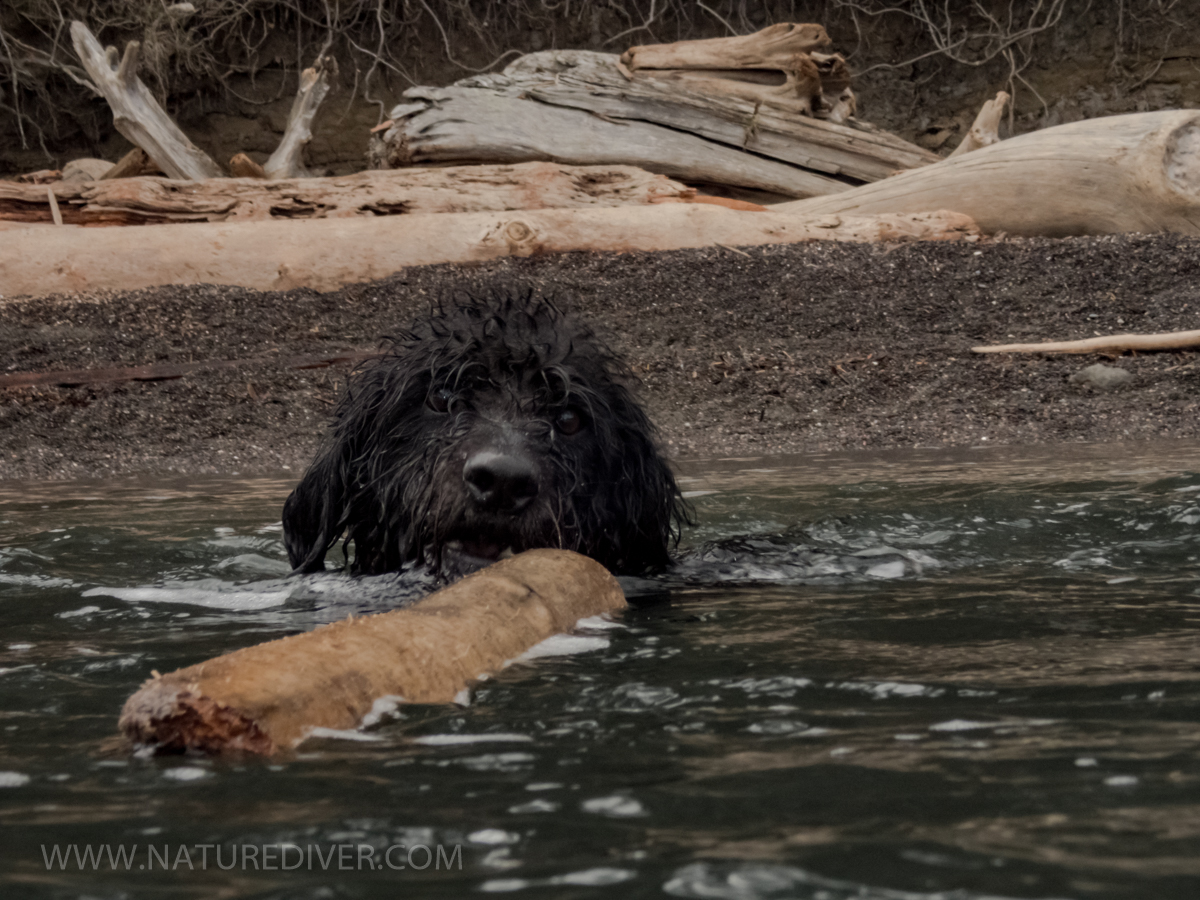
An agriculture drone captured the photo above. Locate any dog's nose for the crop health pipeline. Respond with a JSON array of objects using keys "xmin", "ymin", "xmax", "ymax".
[{"xmin": 463, "ymin": 451, "xmax": 538, "ymax": 513}]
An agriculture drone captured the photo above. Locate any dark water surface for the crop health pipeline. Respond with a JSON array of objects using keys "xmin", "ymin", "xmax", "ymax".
[{"xmin": 2, "ymin": 442, "xmax": 1199, "ymax": 899}]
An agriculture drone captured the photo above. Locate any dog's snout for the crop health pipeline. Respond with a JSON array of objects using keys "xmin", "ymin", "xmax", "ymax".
[{"xmin": 464, "ymin": 451, "xmax": 538, "ymax": 513}]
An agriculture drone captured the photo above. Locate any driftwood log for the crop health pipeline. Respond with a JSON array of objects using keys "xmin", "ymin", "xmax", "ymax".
[
  {"xmin": 371, "ymin": 48, "xmax": 935, "ymax": 199},
  {"xmin": 119, "ymin": 550, "xmax": 626, "ymax": 755},
  {"xmin": 0, "ymin": 163, "xmax": 694, "ymax": 225},
  {"xmin": 777, "ymin": 110, "xmax": 1200, "ymax": 236},
  {"xmin": 70, "ymin": 21, "xmax": 223, "ymax": 181},
  {"xmin": 974, "ymin": 330, "xmax": 1200, "ymax": 354},
  {"xmin": 0, "ymin": 205, "xmax": 978, "ymax": 297},
  {"xmin": 620, "ymin": 23, "xmax": 852, "ymax": 119}
]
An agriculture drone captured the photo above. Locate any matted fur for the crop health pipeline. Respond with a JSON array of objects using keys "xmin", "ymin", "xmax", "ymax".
[{"xmin": 283, "ymin": 286, "xmax": 689, "ymax": 577}]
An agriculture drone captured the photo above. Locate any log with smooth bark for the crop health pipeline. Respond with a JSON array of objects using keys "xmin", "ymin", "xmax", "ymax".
[
  {"xmin": 69, "ymin": 21, "xmax": 223, "ymax": 181},
  {"xmin": 0, "ymin": 205, "xmax": 979, "ymax": 297},
  {"xmin": 119, "ymin": 550, "xmax": 626, "ymax": 755},
  {"xmin": 621, "ymin": 23, "xmax": 831, "ymax": 70},
  {"xmin": 0, "ymin": 163, "xmax": 693, "ymax": 225},
  {"xmin": 776, "ymin": 110, "xmax": 1200, "ymax": 236},
  {"xmin": 372, "ymin": 51, "xmax": 936, "ymax": 198}
]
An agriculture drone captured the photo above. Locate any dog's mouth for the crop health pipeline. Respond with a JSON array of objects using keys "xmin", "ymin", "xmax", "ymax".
[{"xmin": 445, "ymin": 536, "xmax": 516, "ymax": 564}]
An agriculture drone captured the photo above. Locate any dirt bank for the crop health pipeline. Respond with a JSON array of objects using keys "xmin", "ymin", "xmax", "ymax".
[{"xmin": 2, "ymin": 234, "xmax": 1199, "ymax": 483}]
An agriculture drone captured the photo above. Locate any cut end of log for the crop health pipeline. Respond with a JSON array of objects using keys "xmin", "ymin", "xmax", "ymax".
[{"xmin": 119, "ymin": 678, "xmax": 275, "ymax": 756}]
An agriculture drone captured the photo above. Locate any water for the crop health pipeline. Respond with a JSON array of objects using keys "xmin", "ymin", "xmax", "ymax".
[{"xmin": 1, "ymin": 441, "xmax": 1199, "ymax": 899}]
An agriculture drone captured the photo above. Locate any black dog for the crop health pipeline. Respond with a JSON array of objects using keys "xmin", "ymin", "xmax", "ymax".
[{"xmin": 283, "ymin": 287, "xmax": 689, "ymax": 577}]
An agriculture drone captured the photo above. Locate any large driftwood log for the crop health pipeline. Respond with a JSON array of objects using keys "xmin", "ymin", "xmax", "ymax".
[
  {"xmin": 372, "ymin": 50, "xmax": 936, "ymax": 199},
  {"xmin": 0, "ymin": 206, "xmax": 978, "ymax": 297},
  {"xmin": 69, "ymin": 21, "xmax": 223, "ymax": 181},
  {"xmin": 264, "ymin": 55, "xmax": 337, "ymax": 179},
  {"xmin": 776, "ymin": 110, "xmax": 1200, "ymax": 235},
  {"xmin": 0, "ymin": 163, "xmax": 693, "ymax": 225},
  {"xmin": 622, "ymin": 23, "xmax": 831, "ymax": 70}
]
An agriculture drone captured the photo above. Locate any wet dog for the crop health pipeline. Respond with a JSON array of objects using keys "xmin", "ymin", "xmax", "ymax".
[{"xmin": 283, "ymin": 287, "xmax": 689, "ymax": 577}]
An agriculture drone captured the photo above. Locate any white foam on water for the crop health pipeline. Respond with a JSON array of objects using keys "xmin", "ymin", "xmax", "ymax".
[
  {"xmin": 83, "ymin": 582, "xmax": 291, "ymax": 610},
  {"xmin": 413, "ymin": 733, "xmax": 532, "ymax": 746}
]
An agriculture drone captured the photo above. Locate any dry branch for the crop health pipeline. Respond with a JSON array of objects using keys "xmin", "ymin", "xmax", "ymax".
[
  {"xmin": 264, "ymin": 55, "xmax": 337, "ymax": 179},
  {"xmin": 776, "ymin": 110, "xmax": 1200, "ymax": 236},
  {"xmin": 973, "ymin": 330, "xmax": 1200, "ymax": 355},
  {"xmin": 69, "ymin": 21, "xmax": 223, "ymax": 181},
  {"xmin": 0, "ymin": 163, "xmax": 693, "ymax": 226},
  {"xmin": 0, "ymin": 205, "xmax": 978, "ymax": 297},
  {"xmin": 948, "ymin": 91, "xmax": 1010, "ymax": 158},
  {"xmin": 119, "ymin": 550, "xmax": 626, "ymax": 755}
]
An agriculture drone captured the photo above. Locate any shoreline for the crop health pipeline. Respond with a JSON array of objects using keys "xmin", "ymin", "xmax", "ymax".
[{"xmin": 3, "ymin": 234, "xmax": 1200, "ymax": 483}]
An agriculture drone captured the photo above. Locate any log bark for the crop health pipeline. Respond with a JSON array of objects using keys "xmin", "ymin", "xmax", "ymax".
[
  {"xmin": 0, "ymin": 163, "xmax": 694, "ymax": 225},
  {"xmin": 973, "ymin": 330, "xmax": 1200, "ymax": 354},
  {"xmin": 119, "ymin": 550, "xmax": 626, "ymax": 755},
  {"xmin": 948, "ymin": 91, "xmax": 1009, "ymax": 158},
  {"xmin": 775, "ymin": 110, "xmax": 1200, "ymax": 236},
  {"xmin": 70, "ymin": 21, "xmax": 223, "ymax": 181},
  {"xmin": 264, "ymin": 55, "xmax": 336, "ymax": 179},
  {"xmin": 372, "ymin": 51, "xmax": 936, "ymax": 199},
  {"xmin": 0, "ymin": 205, "xmax": 978, "ymax": 297}
]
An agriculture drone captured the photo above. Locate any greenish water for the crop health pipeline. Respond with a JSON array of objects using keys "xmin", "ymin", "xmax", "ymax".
[{"xmin": 1, "ymin": 442, "xmax": 1199, "ymax": 899}]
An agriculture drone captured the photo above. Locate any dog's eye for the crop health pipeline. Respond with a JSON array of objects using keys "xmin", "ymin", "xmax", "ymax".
[
  {"xmin": 555, "ymin": 408, "xmax": 584, "ymax": 436},
  {"xmin": 427, "ymin": 387, "xmax": 453, "ymax": 413}
]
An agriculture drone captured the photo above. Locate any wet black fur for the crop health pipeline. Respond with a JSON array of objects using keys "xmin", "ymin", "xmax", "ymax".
[{"xmin": 282, "ymin": 287, "xmax": 690, "ymax": 577}]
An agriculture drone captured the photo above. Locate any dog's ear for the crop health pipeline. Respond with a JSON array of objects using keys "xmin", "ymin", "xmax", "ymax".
[{"xmin": 282, "ymin": 447, "xmax": 348, "ymax": 573}]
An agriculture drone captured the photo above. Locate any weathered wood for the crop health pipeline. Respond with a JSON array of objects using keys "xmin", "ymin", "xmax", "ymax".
[
  {"xmin": 0, "ymin": 163, "xmax": 694, "ymax": 226},
  {"xmin": 228, "ymin": 153, "xmax": 267, "ymax": 179},
  {"xmin": 100, "ymin": 147, "xmax": 160, "ymax": 180},
  {"xmin": 948, "ymin": 91, "xmax": 1010, "ymax": 158},
  {"xmin": 373, "ymin": 51, "xmax": 936, "ymax": 198},
  {"xmin": 974, "ymin": 330, "xmax": 1200, "ymax": 354},
  {"xmin": 70, "ymin": 21, "xmax": 223, "ymax": 181},
  {"xmin": 0, "ymin": 206, "xmax": 979, "ymax": 297},
  {"xmin": 621, "ymin": 23, "xmax": 831, "ymax": 70},
  {"xmin": 264, "ymin": 55, "xmax": 336, "ymax": 179},
  {"xmin": 776, "ymin": 110, "xmax": 1200, "ymax": 236}
]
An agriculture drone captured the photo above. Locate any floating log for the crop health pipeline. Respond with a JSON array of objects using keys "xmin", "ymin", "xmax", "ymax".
[
  {"xmin": 0, "ymin": 163, "xmax": 694, "ymax": 225},
  {"xmin": 776, "ymin": 110, "xmax": 1200, "ymax": 236},
  {"xmin": 973, "ymin": 330, "xmax": 1200, "ymax": 355},
  {"xmin": 371, "ymin": 50, "xmax": 936, "ymax": 199},
  {"xmin": 119, "ymin": 550, "xmax": 626, "ymax": 755},
  {"xmin": 69, "ymin": 21, "xmax": 223, "ymax": 180},
  {"xmin": 0, "ymin": 205, "xmax": 979, "ymax": 297}
]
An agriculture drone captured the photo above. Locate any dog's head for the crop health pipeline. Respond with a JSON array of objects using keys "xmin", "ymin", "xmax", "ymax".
[{"xmin": 283, "ymin": 287, "xmax": 689, "ymax": 577}]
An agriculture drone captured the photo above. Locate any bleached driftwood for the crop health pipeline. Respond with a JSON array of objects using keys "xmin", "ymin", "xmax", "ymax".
[
  {"xmin": 620, "ymin": 24, "xmax": 854, "ymax": 119},
  {"xmin": 948, "ymin": 91, "xmax": 1010, "ymax": 158},
  {"xmin": 372, "ymin": 50, "xmax": 936, "ymax": 199},
  {"xmin": 622, "ymin": 23, "xmax": 832, "ymax": 70},
  {"xmin": 974, "ymin": 330, "xmax": 1200, "ymax": 354},
  {"xmin": 100, "ymin": 147, "xmax": 160, "ymax": 180},
  {"xmin": 0, "ymin": 163, "xmax": 693, "ymax": 225},
  {"xmin": 69, "ymin": 21, "xmax": 223, "ymax": 181},
  {"xmin": 0, "ymin": 206, "xmax": 978, "ymax": 297},
  {"xmin": 264, "ymin": 55, "xmax": 336, "ymax": 179},
  {"xmin": 775, "ymin": 110, "xmax": 1200, "ymax": 235}
]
